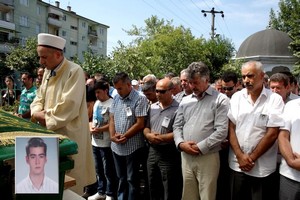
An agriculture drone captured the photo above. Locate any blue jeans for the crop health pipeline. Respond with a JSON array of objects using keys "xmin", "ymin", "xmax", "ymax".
[
  {"xmin": 113, "ymin": 148, "xmax": 143, "ymax": 200},
  {"xmin": 92, "ymin": 146, "xmax": 117, "ymax": 196}
]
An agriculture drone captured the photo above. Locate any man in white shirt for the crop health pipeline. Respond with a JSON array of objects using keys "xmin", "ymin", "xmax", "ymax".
[
  {"xmin": 16, "ymin": 137, "xmax": 58, "ymax": 193},
  {"xmin": 228, "ymin": 61, "xmax": 284, "ymax": 200},
  {"xmin": 278, "ymin": 98, "xmax": 300, "ymax": 200}
]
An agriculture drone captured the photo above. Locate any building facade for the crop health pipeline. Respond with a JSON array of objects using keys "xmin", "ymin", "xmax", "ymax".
[{"xmin": 0, "ymin": 0, "xmax": 109, "ymax": 61}]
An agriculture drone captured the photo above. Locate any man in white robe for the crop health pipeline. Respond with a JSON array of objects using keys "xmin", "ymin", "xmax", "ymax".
[{"xmin": 31, "ymin": 33, "xmax": 95, "ymax": 194}]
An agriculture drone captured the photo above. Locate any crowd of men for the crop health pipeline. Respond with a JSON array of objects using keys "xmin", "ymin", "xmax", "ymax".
[{"xmin": 1, "ymin": 33, "xmax": 300, "ymax": 200}]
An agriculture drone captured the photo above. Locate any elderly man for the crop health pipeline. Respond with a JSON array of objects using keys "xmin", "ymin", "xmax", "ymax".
[
  {"xmin": 144, "ymin": 78, "xmax": 182, "ymax": 200},
  {"xmin": 228, "ymin": 61, "xmax": 284, "ymax": 200},
  {"xmin": 30, "ymin": 33, "xmax": 95, "ymax": 194},
  {"xmin": 173, "ymin": 61, "xmax": 229, "ymax": 200},
  {"xmin": 174, "ymin": 69, "xmax": 193, "ymax": 103},
  {"xmin": 142, "ymin": 80, "xmax": 158, "ymax": 105}
]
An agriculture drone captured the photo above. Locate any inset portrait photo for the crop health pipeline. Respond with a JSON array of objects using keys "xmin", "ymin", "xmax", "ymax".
[{"xmin": 15, "ymin": 136, "xmax": 59, "ymax": 194}]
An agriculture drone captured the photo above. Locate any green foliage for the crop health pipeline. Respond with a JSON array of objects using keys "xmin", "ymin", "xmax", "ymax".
[
  {"xmin": 202, "ymin": 37, "xmax": 235, "ymax": 81},
  {"xmin": 109, "ymin": 15, "xmax": 235, "ymax": 80},
  {"xmin": 268, "ymin": 0, "xmax": 300, "ymax": 75},
  {"xmin": 5, "ymin": 37, "xmax": 39, "ymax": 75},
  {"xmin": 0, "ymin": 59, "xmax": 14, "ymax": 88},
  {"xmin": 220, "ymin": 59, "xmax": 245, "ymax": 78}
]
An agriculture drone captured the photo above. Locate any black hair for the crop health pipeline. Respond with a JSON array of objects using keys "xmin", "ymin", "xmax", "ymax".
[
  {"xmin": 112, "ymin": 72, "xmax": 131, "ymax": 85},
  {"xmin": 26, "ymin": 137, "xmax": 47, "ymax": 156},
  {"xmin": 221, "ymin": 71, "xmax": 238, "ymax": 84},
  {"xmin": 187, "ymin": 61, "xmax": 210, "ymax": 80},
  {"xmin": 94, "ymin": 80, "xmax": 111, "ymax": 97},
  {"xmin": 5, "ymin": 75, "xmax": 15, "ymax": 83},
  {"xmin": 270, "ymin": 73, "xmax": 289, "ymax": 87}
]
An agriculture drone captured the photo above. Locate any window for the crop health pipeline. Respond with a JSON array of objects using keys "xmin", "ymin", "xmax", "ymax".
[
  {"xmin": 82, "ymin": 36, "xmax": 85, "ymax": 41},
  {"xmin": 20, "ymin": 36, "xmax": 27, "ymax": 46},
  {"xmin": 99, "ymin": 41, "xmax": 104, "ymax": 49},
  {"xmin": 71, "ymin": 25, "xmax": 78, "ymax": 30},
  {"xmin": 35, "ymin": 24, "xmax": 41, "ymax": 34},
  {"xmin": 0, "ymin": 32, "xmax": 9, "ymax": 42},
  {"xmin": 36, "ymin": 5, "xmax": 41, "ymax": 15},
  {"xmin": 99, "ymin": 28, "xmax": 104, "ymax": 35},
  {"xmin": 82, "ymin": 22, "xmax": 86, "ymax": 28},
  {"xmin": 20, "ymin": 0, "xmax": 29, "ymax": 6},
  {"xmin": 63, "ymin": 15, "xmax": 66, "ymax": 21},
  {"xmin": 62, "ymin": 31, "xmax": 66, "ymax": 36},
  {"xmin": 19, "ymin": 16, "xmax": 29, "ymax": 27},
  {"xmin": 70, "ymin": 41, "xmax": 77, "ymax": 46}
]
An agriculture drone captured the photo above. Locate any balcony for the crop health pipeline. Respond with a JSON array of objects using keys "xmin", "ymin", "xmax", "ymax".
[
  {"xmin": 48, "ymin": 7, "xmax": 63, "ymax": 17},
  {"xmin": 88, "ymin": 29, "xmax": 97, "ymax": 38},
  {"xmin": 0, "ymin": 0, "xmax": 13, "ymax": 12},
  {"xmin": 48, "ymin": 17, "xmax": 62, "ymax": 28},
  {"xmin": 0, "ymin": 19, "xmax": 15, "ymax": 31}
]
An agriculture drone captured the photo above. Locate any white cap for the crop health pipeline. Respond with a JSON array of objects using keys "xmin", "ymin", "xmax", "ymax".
[
  {"xmin": 131, "ymin": 80, "xmax": 138, "ymax": 86},
  {"xmin": 38, "ymin": 33, "xmax": 66, "ymax": 50}
]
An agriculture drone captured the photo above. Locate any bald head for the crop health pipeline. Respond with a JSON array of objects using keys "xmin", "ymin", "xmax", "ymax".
[{"xmin": 156, "ymin": 78, "xmax": 174, "ymax": 106}]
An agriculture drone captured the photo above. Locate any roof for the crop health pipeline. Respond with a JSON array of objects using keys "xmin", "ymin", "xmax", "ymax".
[{"xmin": 236, "ymin": 29, "xmax": 293, "ymax": 58}]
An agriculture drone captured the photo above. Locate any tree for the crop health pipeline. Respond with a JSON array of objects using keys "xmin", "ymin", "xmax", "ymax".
[
  {"xmin": 268, "ymin": 0, "xmax": 300, "ymax": 75},
  {"xmin": 72, "ymin": 49, "xmax": 115, "ymax": 80},
  {"xmin": 5, "ymin": 37, "xmax": 39, "ymax": 75},
  {"xmin": 0, "ymin": 58, "xmax": 14, "ymax": 88},
  {"xmin": 202, "ymin": 37, "xmax": 235, "ymax": 81},
  {"xmin": 109, "ymin": 15, "xmax": 235, "ymax": 80}
]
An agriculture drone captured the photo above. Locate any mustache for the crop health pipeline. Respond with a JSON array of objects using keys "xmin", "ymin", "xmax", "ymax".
[{"xmin": 244, "ymin": 83, "xmax": 253, "ymax": 87}]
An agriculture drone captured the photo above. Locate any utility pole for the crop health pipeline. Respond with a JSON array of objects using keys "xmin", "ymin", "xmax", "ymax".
[{"xmin": 201, "ymin": 7, "xmax": 224, "ymax": 40}]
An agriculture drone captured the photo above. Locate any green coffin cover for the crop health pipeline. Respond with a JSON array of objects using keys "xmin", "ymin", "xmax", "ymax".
[{"xmin": 0, "ymin": 110, "xmax": 78, "ymax": 161}]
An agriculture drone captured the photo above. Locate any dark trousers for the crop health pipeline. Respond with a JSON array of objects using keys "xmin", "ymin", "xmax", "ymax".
[
  {"xmin": 230, "ymin": 169, "xmax": 277, "ymax": 200},
  {"xmin": 279, "ymin": 175, "xmax": 300, "ymax": 200},
  {"xmin": 147, "ymin": 144, "xmax": 182, "ymax": 200},
  {"xmin": 92, "ymin": 146, "xmax": 117, "ymax": 196},
  {"xmin": 113, "ymin": 148, "xmax": 143, "ymax": 200},
  {"xmin": 216, "ymin": 147, "xmax": 230, "ymax": 200}
]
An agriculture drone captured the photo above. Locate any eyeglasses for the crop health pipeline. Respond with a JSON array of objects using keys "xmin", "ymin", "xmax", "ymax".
[
  {"xmin": 155, "ymin": 89, "xmax": 169, "ymax": 94},
  {"xmin": 222, "ymin": 86, "xmax": 234, "ymax": 91}
]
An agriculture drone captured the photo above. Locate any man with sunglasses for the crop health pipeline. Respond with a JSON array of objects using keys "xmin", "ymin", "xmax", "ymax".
[
  {"xmin": 144, "ymin": 78, "xmax": 182, "ymax": 200},
  {"xmin": 216, "ymin": 71, "xmax": 238, "ymax": 200},
  {"xmin": 173, "ymin": 61, "xmax": 229, "ymax": 200},
  {"xmin": 228, "ymin": 61, "xmax": 284, "ymax": 200},
  {"xmin": 221, "ymin": 71, "xmax": 238, "ymax": 98}
]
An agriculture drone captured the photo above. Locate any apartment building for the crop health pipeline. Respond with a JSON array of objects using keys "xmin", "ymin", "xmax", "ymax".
[{"xmin": 0, "ymin": 0, "xmax": 109, "ymax": 61}]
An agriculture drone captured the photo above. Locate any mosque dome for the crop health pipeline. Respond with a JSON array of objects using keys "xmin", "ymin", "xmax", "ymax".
[{"xmin": 236, "ymin": 29, "xmax": 293, "ymax": 58}]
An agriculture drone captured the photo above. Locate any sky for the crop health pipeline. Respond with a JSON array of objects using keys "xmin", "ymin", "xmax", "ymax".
[{"xmin": 44, "ymin": 0, "xmax": 280, "ymax": 55}]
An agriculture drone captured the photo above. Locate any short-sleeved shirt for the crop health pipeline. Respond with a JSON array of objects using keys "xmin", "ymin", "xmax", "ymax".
[
  {"xmin": 146, "ymin": 99, "xmax": 179, "ymax": 145},
  {"xmin": 18, "ymin": 86, "xmax": 37, "ymax": 117},
  {"xmin": 173, "ymin": 86, "xmax": 229, "ymax": 155},
  {"xmin": 110, "ymin": 89, "xmax": 148, "ymax": 156},
  {"xmin": 279, "ymin": 98, "xmax": 300, "ymax": 182},
  {"xmin": 91, "ymin": 98, "xmax": 113, "ymax": 148},
  {"xmin": 228, "ymin": 87, "xmax": 284, "ymax": 177}
]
